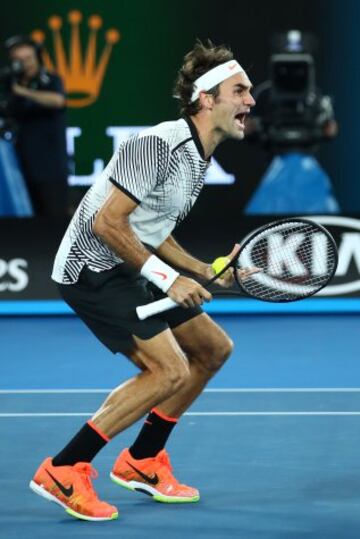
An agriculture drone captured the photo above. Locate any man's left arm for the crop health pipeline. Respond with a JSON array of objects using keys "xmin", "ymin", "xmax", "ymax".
[
  {"xmin": 12, "ymin": 83, "xmax": 65, "ymax": 108},
  {"xmin": 155, "ymin": 235, "xmax": 212, "ymax": 281},
  {"xmin": 156, "ymin": 235, "xmax": 258, "ymax": 288}
]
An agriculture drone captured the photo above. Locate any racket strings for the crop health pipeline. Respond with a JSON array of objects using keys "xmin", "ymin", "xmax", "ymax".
[{"xmin": 238, "ymin": 222, "xmax": 337, "ymax": 302}]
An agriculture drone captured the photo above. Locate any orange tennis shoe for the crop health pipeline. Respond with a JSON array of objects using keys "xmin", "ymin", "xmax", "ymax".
[
  {"xmin": 29, "ymin": 457, "xmax": 118, "ymax": 521},
  {"xmin": 110, "ymin": 448, "xmax": 200, "ymax": 503}
]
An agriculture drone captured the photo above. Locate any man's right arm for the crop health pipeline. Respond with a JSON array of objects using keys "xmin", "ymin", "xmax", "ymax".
[
  {"xmin": 93, "ymin": 186, "xmax": 211, "ymax": 308},
  {"xmin": 93, "ymin": 187, "xmax": 150, "ymax": 269}
]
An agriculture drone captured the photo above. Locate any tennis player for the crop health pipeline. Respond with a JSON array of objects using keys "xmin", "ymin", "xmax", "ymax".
[{"xmin": 30, "ymin": 40, "xmax": 256, "ymax": 521}]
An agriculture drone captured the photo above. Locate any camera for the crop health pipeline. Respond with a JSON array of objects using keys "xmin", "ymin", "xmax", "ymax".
[
  {"xmin": 248, "ymin": 31, "xmax": 335, "ymax": 150},
  {"xmin": 270, "ymin": 53, "xmax": 315, "ymax": 100},
  {"xmin": 0, "ymin": 60, "xmax": 24, "ymax": 139},
  {"xmin": 0, "ymin": 59, "xmax": 24, "ymax": 82}
]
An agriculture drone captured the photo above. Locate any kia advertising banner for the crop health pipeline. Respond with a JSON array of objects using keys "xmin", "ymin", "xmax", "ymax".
[
  {"xmin": 176, "ymin": 215, "xmax": 360, "ymax": 300},
  {"xmin": 0, "ymin": 216, "xmax": 360, "ymax": 312}
]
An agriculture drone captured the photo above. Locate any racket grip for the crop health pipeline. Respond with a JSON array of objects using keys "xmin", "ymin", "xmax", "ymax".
[{"xmin": 136, "ymin": 297, "xmax": 178, "ymax": 320}]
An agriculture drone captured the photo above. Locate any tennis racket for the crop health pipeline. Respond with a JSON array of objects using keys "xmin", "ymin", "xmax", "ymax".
[{"xmin": 136, "ymin": 217, "xmax": 338, "ymax": 320}]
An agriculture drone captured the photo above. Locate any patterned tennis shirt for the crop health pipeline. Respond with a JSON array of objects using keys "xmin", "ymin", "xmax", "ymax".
[{"xmin": 52, "ymin": 117, "xmax": 210, "ymax": 284}]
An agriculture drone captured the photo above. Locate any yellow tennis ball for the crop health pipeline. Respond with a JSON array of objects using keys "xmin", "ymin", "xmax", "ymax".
[{"xmin": 211, "ymin": 256, "xmax": 230, "ymax": 275}]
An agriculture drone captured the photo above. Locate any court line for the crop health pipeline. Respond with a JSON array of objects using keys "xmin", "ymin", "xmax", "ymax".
[
  {"xmin": 2, "ymin": 388, "xmax": 360, "ymax": 394},
  {"xmin": 1, "ymin": 412, "xmax": 360, "ymax": 417}
]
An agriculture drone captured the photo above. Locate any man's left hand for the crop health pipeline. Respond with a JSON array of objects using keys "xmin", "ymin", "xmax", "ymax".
[{"xmin": 205, "ymin": 243, "xmax": 261, "ymax": 288}]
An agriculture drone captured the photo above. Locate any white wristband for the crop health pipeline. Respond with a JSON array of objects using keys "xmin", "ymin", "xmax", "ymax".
[{"xmin": 140, "ymin": 255, "xmax": 179, "ymax": 293}]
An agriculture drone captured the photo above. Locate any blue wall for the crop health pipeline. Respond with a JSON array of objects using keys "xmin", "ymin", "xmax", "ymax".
[{"xmin": 320, "ymin": 0, "xmax": 360, "ymax": 212}]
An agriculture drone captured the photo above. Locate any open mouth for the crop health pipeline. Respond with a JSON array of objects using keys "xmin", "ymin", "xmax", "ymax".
[{"xmin": 234, "ymin": 113, "xmax": 246, "ymax": 128}]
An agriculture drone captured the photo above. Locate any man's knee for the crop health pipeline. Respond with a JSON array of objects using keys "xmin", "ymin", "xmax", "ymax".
[
  {"xmin": 131, "ymin": 346, "xmax": 190, "ymax": 395},
  {"xmin": 173, "ymin": 315, "xmax": 235, "ymax": 375},
  {"xmin": 198, "ymin": 334, "xmax": 234, "ymax": 373},
  {"xmin": 160, "ymin": 355, "xmax": 191, "ymax": 393},
  {"xmin": 214, "ymin": 334, "xmax": 234, "ymax": 369}
]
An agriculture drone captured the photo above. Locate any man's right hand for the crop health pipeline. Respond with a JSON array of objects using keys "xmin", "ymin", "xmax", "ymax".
[{"xmin": 167, "ymin": 276, "xmax": 212, "ymax": 308}]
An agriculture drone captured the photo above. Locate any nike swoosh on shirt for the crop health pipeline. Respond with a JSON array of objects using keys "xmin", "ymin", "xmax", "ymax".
[
  {"xmin": 46, "ymin": 469, "xmax": 74, "ymax": 497},
  {"xmin": 126, "ymin": 461, "xmax": 159, "ymax": 485}
]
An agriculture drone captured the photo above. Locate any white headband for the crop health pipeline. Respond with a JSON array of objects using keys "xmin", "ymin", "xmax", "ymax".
[{"xmin": 190, "ymin": 60, "xmax": 245, "ymax": 103}]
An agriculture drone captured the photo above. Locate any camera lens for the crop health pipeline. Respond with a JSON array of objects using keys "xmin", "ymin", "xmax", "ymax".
[{"xmin": 273, "ymin": 61, "xmax": 308, "ymax": 93}]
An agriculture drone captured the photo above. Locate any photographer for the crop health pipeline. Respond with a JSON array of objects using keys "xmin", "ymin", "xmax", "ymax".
[
  {"xmin": 3, "ymin": 35, "xmax": 68, "ymax": 217},
  {"xmin": 245, "ymin": 30, "xmax": 340, "ymax": 214}
]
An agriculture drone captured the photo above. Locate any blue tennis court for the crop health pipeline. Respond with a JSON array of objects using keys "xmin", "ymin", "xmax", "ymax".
[{"xmin": 1, "ymin": 313, "xmax": 360, "ymax": 538}]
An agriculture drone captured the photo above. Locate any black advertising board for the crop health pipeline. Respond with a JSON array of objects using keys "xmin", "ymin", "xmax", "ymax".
[{"xmin": 1, "ymin": 216, "xmax": 360, "ymax": 302}]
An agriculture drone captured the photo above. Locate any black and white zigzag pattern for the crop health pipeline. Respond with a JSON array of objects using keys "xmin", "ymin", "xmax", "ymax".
[{"xmin": 52, "ymin": 119, "xmax": 209, "ymax": 284}]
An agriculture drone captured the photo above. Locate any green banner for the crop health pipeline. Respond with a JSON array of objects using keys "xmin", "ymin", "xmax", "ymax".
[{"xmin": 3, "ymin": 1, "xmax": 200, "ymax": 176}]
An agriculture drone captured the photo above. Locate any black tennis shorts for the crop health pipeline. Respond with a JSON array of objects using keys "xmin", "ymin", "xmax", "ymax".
[{"xmin": 58, "ymin": 264, "xmax": 202, "ymax": 355}]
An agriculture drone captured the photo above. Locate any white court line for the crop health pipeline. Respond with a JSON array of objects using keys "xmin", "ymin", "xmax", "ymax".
[
  {"xmin": 1, "ymin": 388, "xmax": 360, "ymax": 394},
  {"xmin": 1, "ymin": 412, "xmax": 360, "ymax": 418}
]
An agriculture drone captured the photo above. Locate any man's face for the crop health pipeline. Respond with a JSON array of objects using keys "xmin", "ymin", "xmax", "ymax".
[
  {"xmin": 211, "ymin": 72, "xmax": 256, "ymax": 140},
  {"xmin": 9, "ymin": 45, "xmax": 40, "ymax": 79}
]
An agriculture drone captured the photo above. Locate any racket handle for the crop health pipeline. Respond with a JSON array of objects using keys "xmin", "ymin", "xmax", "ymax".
[{"xmin": 136, "ymin": 297, "xmax": 178, "ymax": 320}]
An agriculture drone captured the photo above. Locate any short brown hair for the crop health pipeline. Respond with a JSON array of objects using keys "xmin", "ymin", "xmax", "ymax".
[{"xmin": 174, "ymin": 39, "xmax": 234, "ymax": 116}]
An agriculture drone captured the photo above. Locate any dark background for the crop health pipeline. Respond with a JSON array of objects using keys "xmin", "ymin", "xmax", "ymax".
[
  {"xmin": 1, "ymin": 0, "xmax": 359, "ymax": 302},
  {"xmin": 1, "ymin": 0, "xmax": 358, "ymax": 215}
]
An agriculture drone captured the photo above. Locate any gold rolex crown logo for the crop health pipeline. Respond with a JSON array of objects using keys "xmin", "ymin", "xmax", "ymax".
[{"xmin": 31, "ymin": 10, "xmax": 120, "ymax": 108}]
